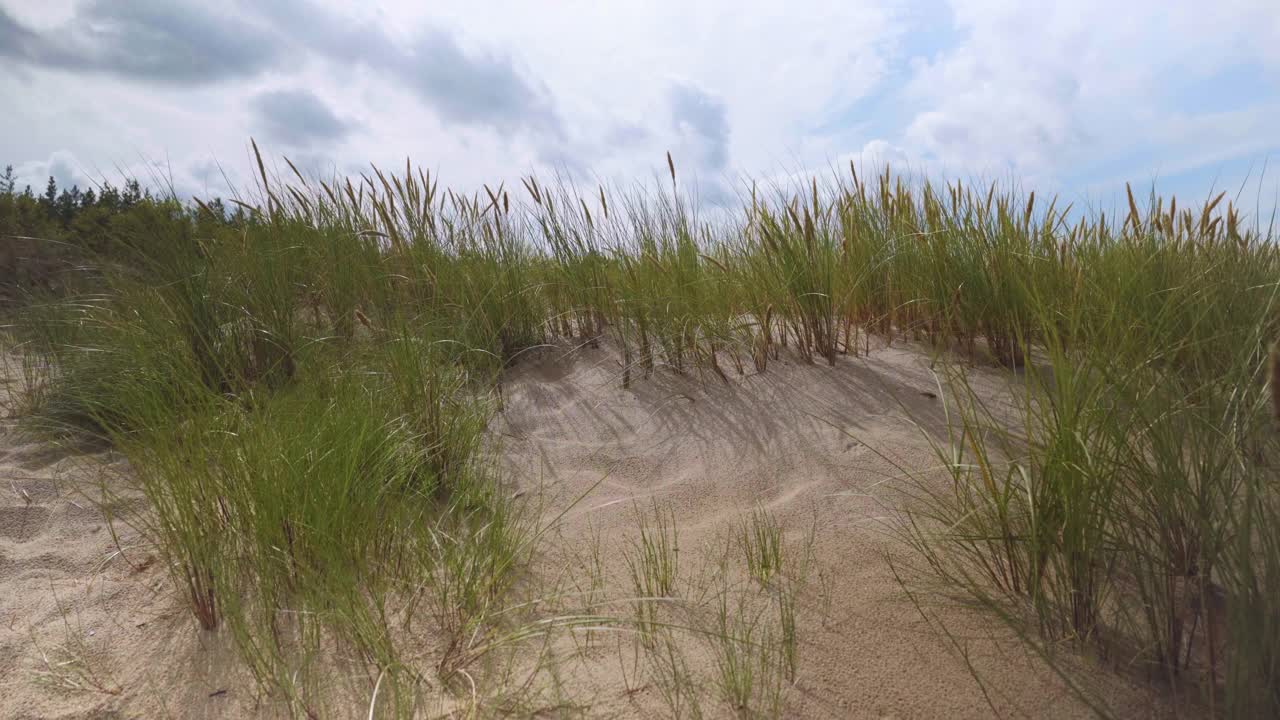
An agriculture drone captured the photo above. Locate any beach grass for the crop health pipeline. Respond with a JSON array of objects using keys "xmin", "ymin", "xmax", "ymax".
[{"xmin": 8, "ymin": 151, "xmax": 1278, "ymax": 716}]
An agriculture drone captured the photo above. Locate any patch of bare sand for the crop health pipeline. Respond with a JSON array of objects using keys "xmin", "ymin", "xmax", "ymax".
[
  {"xmin": 495, "ymin": 339, "xmax": 1177, "ymax": 719},
  {"xmin": 0, "ymin": 351, "xmax": 255, "ymax": 719},
  {"xmin": 0, "ymin": 341, "xmax": 1182, "ymax": 718}
]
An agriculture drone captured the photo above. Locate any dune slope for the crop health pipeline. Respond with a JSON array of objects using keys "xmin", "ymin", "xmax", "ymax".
[{"xmin": 0, "ymin": 342, "xmax": 1177, "ymax": 718}]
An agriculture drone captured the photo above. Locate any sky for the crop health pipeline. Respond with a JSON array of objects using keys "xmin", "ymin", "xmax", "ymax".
[{"xmin": 2, "ymin": 0, "xmax": 1279, "ymax": 222}]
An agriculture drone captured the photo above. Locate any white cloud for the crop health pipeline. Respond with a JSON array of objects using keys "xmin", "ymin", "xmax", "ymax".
[
  {"xmin": 0, "ymin": 0, "xmax": 906, "ymax": 196},
  {"xmin": 13, "ymin": 151, "xmax": 92, "ymax": 193},
  {"xmin": 883, "ymin": 0, "xmax": 1280, "ymax": 195},
  {"xmin": 0, "ymin": 0, "xmax": 1276, "ymax": 211}
]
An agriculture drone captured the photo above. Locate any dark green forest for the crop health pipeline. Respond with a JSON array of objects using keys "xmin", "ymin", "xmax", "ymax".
[{"xmin": 0, "ymin": 165, "xmax": 239, "ymax": 303}]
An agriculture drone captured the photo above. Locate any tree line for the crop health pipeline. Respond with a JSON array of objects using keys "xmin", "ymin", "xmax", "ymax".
[{"xmin": 0, "ymin": 165, "xmax": 241, "ymax": 303}]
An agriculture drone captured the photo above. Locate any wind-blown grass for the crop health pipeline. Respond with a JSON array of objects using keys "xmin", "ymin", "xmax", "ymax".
[
  {"xmin": 8, "ymin": 146, "xmax": 1277, "ymax": 716},
  {"xmin": 893, "ymin": 186, "xmax": 1279, "ymax": 716}
]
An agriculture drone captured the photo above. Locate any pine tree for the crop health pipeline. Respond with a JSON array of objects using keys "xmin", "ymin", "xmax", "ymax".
[
  {"xmin": 0, "ymin": 165, "xmax": 14, "ymax": 196},
  {"xmin": 56, "ymin": 187, "xmax": 80, "ymax": 225},
  {"xmin": 42, "ymin": 176, "xmax": 58, "ymax": 217},
  {"xmin": 206, "ymin": 197, "xmax": 226, "ymax": 219},
  {"xmin": 122, "ymin": 178, "xmax": 142, "ymax": 207},
  {"xmin": 99, "ymin": 182, "xmax": 120, "ymax": 211}
]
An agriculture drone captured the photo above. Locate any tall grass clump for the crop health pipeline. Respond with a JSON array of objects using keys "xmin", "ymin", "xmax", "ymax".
[
  {"xmin": 8, "ymin": 143, "xmax": 1277, "ymax": 714},
  {"xmin": 12, "ymin": 158, "xmax": 547, "ymax": 713},
  {"xmin": 896, "ymin": 185, "xmax": 1280, "ymax": 716}
]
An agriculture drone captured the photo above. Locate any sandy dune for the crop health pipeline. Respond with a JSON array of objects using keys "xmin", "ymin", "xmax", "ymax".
[
  {"xmin": 0, "ymin": 356, "xmax": 255, "ymax": 719},
  {"xmin": 496, "ymin": 340, "xmax": 1172, "ymax": 719},
  {"xmin": 0, "ymin": 342, "xmax": 1176, "ymax": 718}
]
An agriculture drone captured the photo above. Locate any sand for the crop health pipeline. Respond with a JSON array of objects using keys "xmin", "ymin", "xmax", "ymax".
[
  {"xmin": 0, "ymin": 357, "xmax": 256, "ymax": 719},
  {"xmin": 0, "ymin": 341, "xmax": 1179, "ymax": 718}
]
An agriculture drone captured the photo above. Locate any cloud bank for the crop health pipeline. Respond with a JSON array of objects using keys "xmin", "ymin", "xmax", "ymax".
[{"xmin": 1, "ymin": 0, "xmax": 1275, "ymax": 214}]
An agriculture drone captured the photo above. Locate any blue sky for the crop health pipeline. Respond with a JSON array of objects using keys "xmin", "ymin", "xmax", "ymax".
[{"xmin": 2, "ymin": 0, "xmax": 1277, "ymax": 222}]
